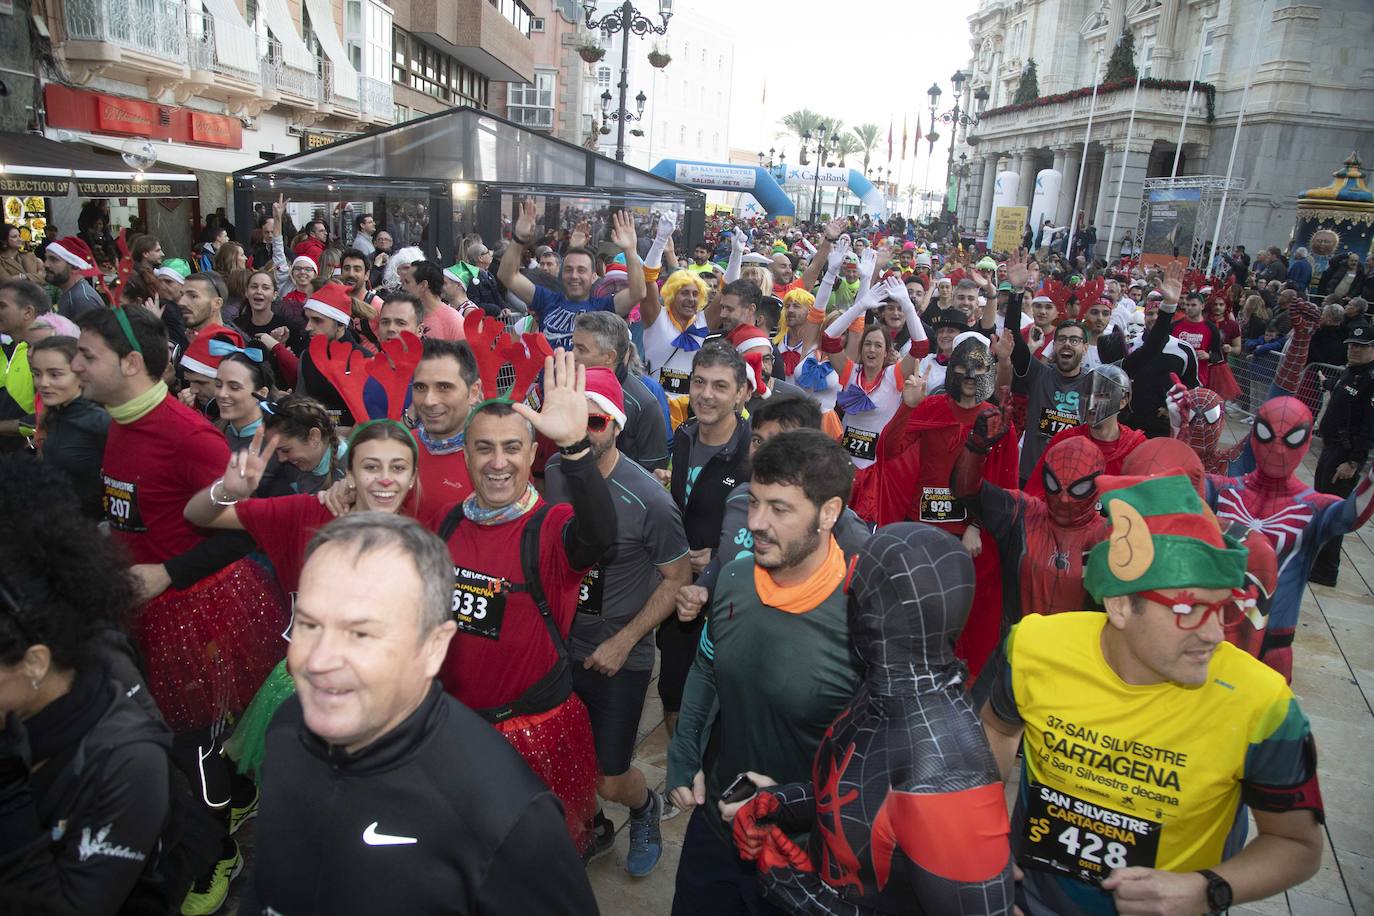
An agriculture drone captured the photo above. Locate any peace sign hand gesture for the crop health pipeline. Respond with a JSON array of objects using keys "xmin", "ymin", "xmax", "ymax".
[
  {"xmin": 222, "ymin": 426, "xmax": 280, "ymax": 501},
  {"xmin": 902, "ymin": 365, "xmax": 930, "ymax": 408},
  {"xmin": 512, "ymin": 350, "xmax": 589, "ymax": 449}
]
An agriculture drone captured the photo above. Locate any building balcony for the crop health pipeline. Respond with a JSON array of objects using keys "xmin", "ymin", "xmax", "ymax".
[
  {"xmin": 59, "ymin": 0, "xmax": 190, "ymax": 86},
  {"xmin": 262, "ymin": 39, "xmax": 322, "ymax": 108},
  {"xmin": 185, "ymin": 11, "xmax": 262, "ymax": 110},
  {"xmin": 359, "ymin": 76, "xmax": 395, "ymax": 126},
  {"xmin": 508, "ymin": 104, "xmax": 553, "ymax": 131},
  {"xmin": 320, "ymin": 60, "xmax": 360, "ymax": 117},
  {"xmin": 396, "ymin": 0, "xmax": 533, "ymax": 84},
  {"xmin": 970, "ymin": 80, "xmax": 1212, "ymax": 151}
]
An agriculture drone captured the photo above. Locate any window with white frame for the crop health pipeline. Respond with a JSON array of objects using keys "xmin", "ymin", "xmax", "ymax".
[
  {"xmin": 530, "ymin": 17, "xmax": 545, "ymax": 32},
  {"xmin": 1140, "ymin": 37, "xmax": 1155, "ymax": 78},
  {"xmin": 508, "ymin": 69, "xmax": 555, "ymax": 129},
  {"xmin": 596, "ymin": 65, "xmax": 611, "ymax": 89},
  {"xmin": 1198, "ymin": 28, "xmax": 1216, "ymax": 78}
]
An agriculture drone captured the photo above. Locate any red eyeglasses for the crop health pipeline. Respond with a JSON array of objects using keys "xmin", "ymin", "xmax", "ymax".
[
  {"xmin": 1138, "ymin": 590, "xmax": 1245, "ymax": 630},
  {"xmin": 587, "ymin": 413, "xmax": 613, "ymax": 433}
]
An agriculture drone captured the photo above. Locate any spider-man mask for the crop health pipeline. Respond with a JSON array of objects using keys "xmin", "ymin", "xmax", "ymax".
[
  {"xmin": 1252, "ymin": 396, "xmax": 1312, "ymax": 480},
  {"xmin": 1042, "ymin": 438, "xmax": 1105, "ymax": 527},
  {"xmin": 1181, "ymin": 388, "xmax": 1225, "ymax": 454}
]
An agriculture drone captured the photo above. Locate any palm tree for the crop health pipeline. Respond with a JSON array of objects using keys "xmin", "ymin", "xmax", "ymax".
[
  {"xmin": 851, "ymin": 123, "xmax": 881, "ymax": 175},
  {"xmin": 777, "ymin": 108, "xmax": 824, "ymax": 163},
  {"xmin": 831, "ymin": 133, "xmax": 864, "ymax": 215}
]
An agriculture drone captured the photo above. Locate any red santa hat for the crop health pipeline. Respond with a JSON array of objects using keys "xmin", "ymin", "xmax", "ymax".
[
  {"xmin": 304, "ymin": 282, "xmax": 354, "ymax": 327},
  {"xmin": 583, "ymin": 366, "xmax": 627, "ymax": 428},
  {"xmin": 180, "ymin": 324, "xmax": 246, "ymax": 377},
  {"xmin": 48, "ymin": 236, "xmax": 96, "ymax": 272},
  {"xmin": 729, "ymin": 324, "xmax": 772, "ymax": 396}
]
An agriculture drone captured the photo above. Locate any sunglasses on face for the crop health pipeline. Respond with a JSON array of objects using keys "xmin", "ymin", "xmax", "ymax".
[
  {"xmin": 1138, "ymin": 590, "xmax": 1245, "ymax": 631},
  {"xmin": 587, "ymin": 413, "xmax": 613, "ymax": 433}
]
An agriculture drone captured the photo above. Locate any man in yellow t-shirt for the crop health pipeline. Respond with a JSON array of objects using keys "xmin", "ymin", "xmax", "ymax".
[{"xmin": 981, "ymin": 475, "xmax": 1325, "ymax": 916}]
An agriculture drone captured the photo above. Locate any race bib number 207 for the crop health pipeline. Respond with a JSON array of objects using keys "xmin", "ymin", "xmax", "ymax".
[
  {"xmin": 102, "ymin": 474, "xmax": 147, "ymax": 533},
  {"xmin": 1021, "ymin": 780, "xmax": 1161, "ymax": 885}
]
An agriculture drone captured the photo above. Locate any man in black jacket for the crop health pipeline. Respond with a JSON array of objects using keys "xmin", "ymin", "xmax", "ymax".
[
  {"xmin": 1310, "ymin": 323, "xmax": 1374, "ymax": 585},
  {"xmin": 242, "ymin": 513, "xmax": 597, "ymax": 915},
  {"xmin": 662, "ymin": 342, "xmax": 751, "ymax": 737}
]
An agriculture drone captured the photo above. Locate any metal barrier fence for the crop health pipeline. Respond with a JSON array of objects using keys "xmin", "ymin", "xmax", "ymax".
[{"xmin": 1221, "ymin": 358, "xmax": 1343, "ymax": 424}]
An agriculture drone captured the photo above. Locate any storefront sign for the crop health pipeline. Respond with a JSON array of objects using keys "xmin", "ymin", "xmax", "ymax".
[
  {"xmin": 45, "ymin": 85, "xmax": 243, "ymax": 149},
  {"xmin": 0, "ymin": 176, "xmax": 71, "ymax": 195},
  {"xmin": 301, "ymin": 131, "xmax": 355, "ymax": 150},
  {"xmin": 75, "ymin": 178, "xmax": 192, "ymax": 197}
]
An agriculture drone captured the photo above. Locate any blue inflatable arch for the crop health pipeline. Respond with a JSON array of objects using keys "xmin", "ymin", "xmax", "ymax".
[
  {"xmin": 650, "ymin": 159, "xmax": 796, "ymax": 218},
  {"xmin": 651, "ymin": 159, "xmax": 886, "ymax": 219}
]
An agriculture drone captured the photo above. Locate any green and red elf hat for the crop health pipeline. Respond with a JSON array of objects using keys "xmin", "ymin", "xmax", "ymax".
[{"xmin": 1085, "ymin": 474, "xmax": 1249, "ymax": 601}]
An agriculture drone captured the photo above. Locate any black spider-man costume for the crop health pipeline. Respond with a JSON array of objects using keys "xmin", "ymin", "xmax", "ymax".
[{"xmin": 733, "ymin": 524, "xmax": 1014, "ymax": 915}]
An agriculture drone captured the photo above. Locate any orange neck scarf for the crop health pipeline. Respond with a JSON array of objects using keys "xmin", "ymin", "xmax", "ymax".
[{"xmin": 754, "ymin": 536, "xmax": 846, "ymax": 614}]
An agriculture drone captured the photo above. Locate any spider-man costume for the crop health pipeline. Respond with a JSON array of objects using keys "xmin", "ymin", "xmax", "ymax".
[
  {"xmin": 733, "ymin": 524, "xmax": 1014, "ymax": 915},
  {"xmin": 1171, "ymin": 300, "xmax": 1321, "ymax": 476},
  {"xmin": 1206, "ymin": 396, "xmax": 1374, "ymax": 680}
]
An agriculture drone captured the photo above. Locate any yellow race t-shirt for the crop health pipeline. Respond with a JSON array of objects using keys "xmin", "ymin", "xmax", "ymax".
[{"xmin": 989, "ymin": 612, "xmax": 1319, "ymax": 915}]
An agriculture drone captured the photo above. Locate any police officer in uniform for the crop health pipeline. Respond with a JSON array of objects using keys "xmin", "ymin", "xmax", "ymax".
[{"xmin": 1311, "ymin": 322, "xmax": 1374, "ymax": 585}]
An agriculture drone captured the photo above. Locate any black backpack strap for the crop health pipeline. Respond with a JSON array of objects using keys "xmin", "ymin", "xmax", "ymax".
[
  {"xmin": 518, "ymin": 503, "xmax": 568, "ymax": 663},
  {"xmin": 437, "ymin": 502, "xmax": 466, "ymax": 542}
]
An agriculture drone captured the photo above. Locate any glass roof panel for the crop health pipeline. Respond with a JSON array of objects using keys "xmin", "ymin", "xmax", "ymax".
[{"xmin": 242, "ymin": 107, "xmax": 690, "ymax": 196}]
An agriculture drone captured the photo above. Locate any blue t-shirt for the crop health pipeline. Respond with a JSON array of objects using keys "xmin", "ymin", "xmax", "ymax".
[{"xmin": 531, "ymin": 286, "xmax": 615, "ymax": 352}]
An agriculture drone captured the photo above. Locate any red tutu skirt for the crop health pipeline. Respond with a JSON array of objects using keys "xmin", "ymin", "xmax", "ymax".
[
  {"xmin": 131, "ymin": 559, "xmax": 289, "ymax": 734},
  {"xmin": 495, "ymin": 694, "xmax": 598, "ymax": 855}
]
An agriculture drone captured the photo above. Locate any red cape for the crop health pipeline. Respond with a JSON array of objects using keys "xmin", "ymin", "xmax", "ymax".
[{"xmin": 857, "ymin": 395, "xmax": 1019, "ymax": 679}]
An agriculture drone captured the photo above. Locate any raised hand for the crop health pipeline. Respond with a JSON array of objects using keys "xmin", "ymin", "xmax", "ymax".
[
  {"xmin": 513, "ymin": 198, "xmax": 537, "ymax": 244},
  {"xmin": 968, "ymin": 265, "xmax": 993, "ymax": 292},
  {"xmin": 968, "ymin": 405, "xmax": 1007, "ymax": 453},
  {"xmin": 1160, "ymin": 261, "xmax": 1184, "ymax": 304},
  {"xmin": 1005, "ymin": 248, "xmax": 1030, "ymax": 289},
  {"xmin": 610, "ymin": 209, "xmax": 638, "ymax": 253},
  {"xmin": 823, "ymin": 216, "xmax": 846, "ymax": 241},
  {"xmin": 655, "ymin": 211, "xmax": 676, "ymax": 243},
  {"xmin": 731, "ymin": 228, "xmax": 748, "ymax": 257},
  {"xmin": 143, "ymin": 296, "xmax": 163, "ymax": 319},
  {"xmin": 223, "ymin": 426, "xmax": 280, "ymax": 500},
  {"xmin": 856, "ymin": 282, "xmax": 886, "ymax": 312},
  {"xmin": 512, "ymin": 350, "xmax": 588, "ymax": 448},
  {"xmin": 902, "ymin": 365, "xmax": 930, "ymax": 408},
  {"xmin": 857, "ymin": 246, "xmax": 878, "ymax": 283},
  {"xmin": 885, "ymin": 275, "xmax": 913, "ymax": 307},
  {"xmin": 826, "ymin": 235, "xmax": 852, "ymax": 273},
  {"xmin": 568, "ymin": 219, "xmax": 590, "ymax": 248},
  {"xmin": 992, "ymin": 328, "xmax": 1015, "ymax": 360}
]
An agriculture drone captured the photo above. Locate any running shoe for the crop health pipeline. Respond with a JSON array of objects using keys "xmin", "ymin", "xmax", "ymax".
[
  {"xmin": 228, "ymin": 785, "xmax": 259, "ymax": 835},
  {"xmin": 180, "ymin": 839, "xmax": 243, "ymax": 916},
  {"xmin": 583, "ymin": 810, "xmax": 616, "ymax": 865},
  {"xmin": 626, "ymin": 791, "xmax": 664, "ymax": 877}
]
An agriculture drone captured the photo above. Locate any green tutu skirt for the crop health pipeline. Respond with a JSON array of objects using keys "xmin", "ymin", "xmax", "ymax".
[{"xmin": 224, "ymin": 659, "xmax": 296, "ymax": 781}]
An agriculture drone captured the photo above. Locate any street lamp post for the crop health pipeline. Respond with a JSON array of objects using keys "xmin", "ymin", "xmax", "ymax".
[
  {"xmin": 583, "ymin": 0, "xmax": 672, "ymax": 161},
  {"xmin": 952, "ymin": 153, "xmax": 971, "ymax": 226},
  {"xmin": 600, "ymin": 89, "xmax": 647, "ymax": 140},
  {"xmin": 802, "ymin": 126, "xmax": 838, "ymax": 222},
  {"xmin": 927, "ymin": 71, "xmax": 989, "ymax": 230}
]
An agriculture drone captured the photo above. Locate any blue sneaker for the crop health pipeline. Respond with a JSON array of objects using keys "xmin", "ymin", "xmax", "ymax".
[{"xmin": 625, "ymin": 790, "xmax": 663, "ymax": 877}]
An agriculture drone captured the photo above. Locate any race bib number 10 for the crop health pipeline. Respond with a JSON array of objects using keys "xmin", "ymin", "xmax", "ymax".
[
  {"xmin": 102, "ymin": 474, "xmax": 147, "ymax": 533},
  {"xmin": 451, "ymin": 566, "xmax": 507, "ymax": 640},
  {"xmin": 660, "ymin": 368, "xmax": 690, "ymax": 396},
  {"xmin": 1021, "ymin": 780, "xmax": 1161, "ymax": 885}
]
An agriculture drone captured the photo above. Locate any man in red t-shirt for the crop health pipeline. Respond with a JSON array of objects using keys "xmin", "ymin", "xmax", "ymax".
[
  {"xmin": 1170, "ymin": 290, "xmax": 1225, "ymax": 386},
  {"xmin": 428, "ymin": 350, "xmax": 615, "ymax": 855},
  {"xmin": 411, "ymin": 337, "xmax": 479, "ymax": 516},
  {"xmin": 73, "ymin": 304, "xmax": 287, "ymax": 910}
]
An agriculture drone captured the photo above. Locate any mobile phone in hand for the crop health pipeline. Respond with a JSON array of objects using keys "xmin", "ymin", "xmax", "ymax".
[{"xmin": 720, "ymin": 772, "xmax": 757, "ymax": 805}]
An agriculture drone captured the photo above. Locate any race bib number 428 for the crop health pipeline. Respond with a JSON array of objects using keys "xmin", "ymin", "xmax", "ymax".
[
  {"xmin": 451, "ymin": 566, "xmax": 507, "ymax": 640},
  {"xmin": 1021, "ymin": 780, "xmax": 1161, "ymax": 885}
]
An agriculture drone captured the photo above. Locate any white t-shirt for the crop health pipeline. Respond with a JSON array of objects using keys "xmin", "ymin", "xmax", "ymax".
[
  {"xmin": 643, "ymin": 310, "xmax": 708, "ymax": 398},
  {"xmin": 836, "ymin": 362, "xmax": 905, "ymax": 469}
]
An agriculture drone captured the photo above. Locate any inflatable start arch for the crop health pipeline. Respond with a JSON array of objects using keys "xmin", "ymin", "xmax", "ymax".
[{"xmin": 651, "ymin": 159, "xmax": 886, "ymax": 219}]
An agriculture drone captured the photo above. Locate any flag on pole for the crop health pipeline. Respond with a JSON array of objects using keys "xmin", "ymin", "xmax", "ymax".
[
  {"xmin": 887, "ymin": 120, "xmax": 893, "ymax": 163},
  {"xmin": 761, "ymin": 79, "xmax": 767, "ymax": 105},
  {"xmin": 901, "ymin": 116, "xmax": 908, "ymax": 161}
]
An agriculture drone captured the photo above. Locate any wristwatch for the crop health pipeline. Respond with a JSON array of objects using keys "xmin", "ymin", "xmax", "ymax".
[
  {"xmin": 1198, "ymin": 869, "xmax": 1231, "ymax": 914},
  {"xmin": 558, "ymin": 436, "xmax": 592, "ymax": 456}
]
